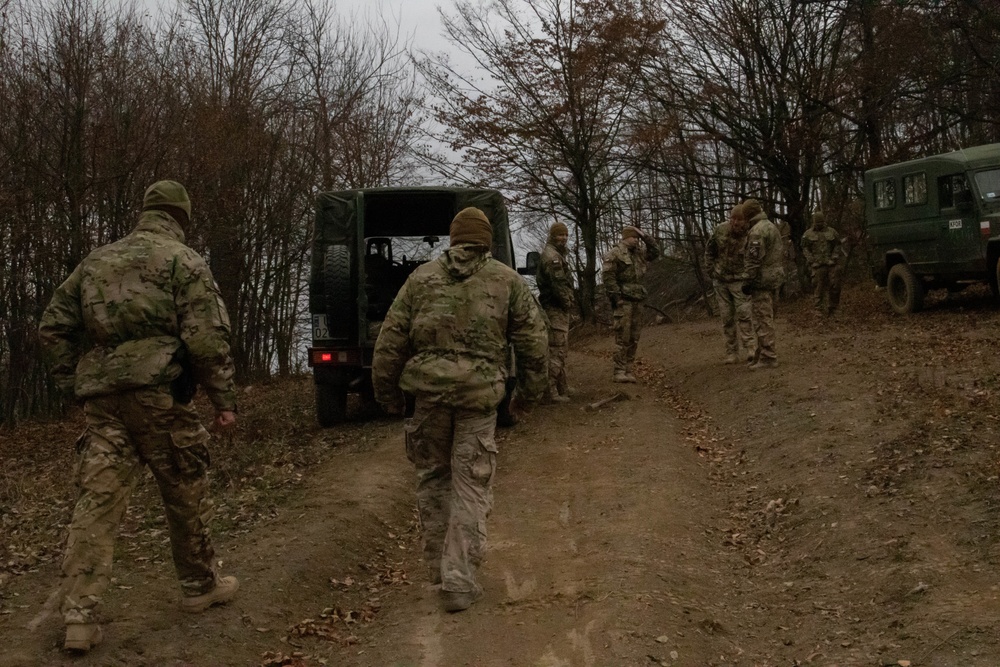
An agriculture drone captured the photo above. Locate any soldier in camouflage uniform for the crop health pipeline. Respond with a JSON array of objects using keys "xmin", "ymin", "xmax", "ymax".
[
  {"xmin": 741, "ymin": 199, "xmax": 785, "ymax": 369},
  {"xmin": 38, "ymin": 181, "xmax": 239, "ymax": 653},
  {"xmin": 603, "ymin": 225, "xmax": 661, "ymax": 382},
  {"xmin": 704, "ymin": 206, "xmax": 754, "ymax": 363},
  {"xmin": 800, "ymin": 211, "xmax": 843, "ymax": 316},
  {"xmin": 372, "ymin": 207, "xmax": 548, "ymax": 613},
  {"xmin": 536, "ymin": 221, "xmax": 576, "ymax": 403}
]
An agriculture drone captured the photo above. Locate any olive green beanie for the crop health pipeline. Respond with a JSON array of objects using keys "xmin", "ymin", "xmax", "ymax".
[
  {"xmin": 143, "ymin": 180, "xmax": 191, "ymax": 218},
  {"xmin": 450, "ymin": 207, "xmax": 493, "ymax": 248},
  {"xmin": 741, "ymin": 198, "xmax": 764, "ymax": 220}
]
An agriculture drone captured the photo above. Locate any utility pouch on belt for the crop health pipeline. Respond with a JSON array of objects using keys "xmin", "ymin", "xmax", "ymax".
[{"xmin": 171, "ymin": 352, "xmax": 198, "ymax": 404}]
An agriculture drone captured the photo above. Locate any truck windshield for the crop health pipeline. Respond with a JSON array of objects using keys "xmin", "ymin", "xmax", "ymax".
[{"xmin": 974, "ymin": 169, "xmax": 1000, "ymax": 201}]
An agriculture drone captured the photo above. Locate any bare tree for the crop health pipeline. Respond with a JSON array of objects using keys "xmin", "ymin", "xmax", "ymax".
[{"xmin": 417, "ymin": 0, "xmax": 664, "ymax": 318}]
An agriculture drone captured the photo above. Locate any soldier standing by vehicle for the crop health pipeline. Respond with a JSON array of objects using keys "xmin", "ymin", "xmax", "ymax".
[
  {"xmin": 536, "ymin": 221, "xmax": 576, "ymax": 403},
  {"xmin": 372, "ymin": 207, "xmax": 548, "ymax": 613},
  {"xmin": 705, "ymin": 205, "xmax": 754, "ymax": 364},
  {"xmin": 741, "ymin": 199, "xmax": 785, "ymax": 369},
  {"xmin": 38, "ymin": 181, "xmax": 239, "ymax": 653},
  {"xmin": 800, "ymin": 211, "xmax": 843, "ymax": 316},
  {"xmin": 602, "ymin": 225, "xmax": 661, "ymax": 383}
]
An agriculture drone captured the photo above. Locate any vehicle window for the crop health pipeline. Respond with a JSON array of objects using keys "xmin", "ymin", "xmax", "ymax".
[
  {"xmin": 903, "ymin": 173, "xmax": 927, "ymax": 205},
  {"xmin": 386, "ymin": 236, "xmax": 446, "ymax": 264},
  {"xmin": 874, "ymin": 179, "xmax": 896, "ymax": 210},
  {"xmin": 974, "ymin": 169, "xmax": 1000, "ymax": 201},
  {"xmin": 938, "ymin": 174, "xmax": 970, "ymax": 209}
]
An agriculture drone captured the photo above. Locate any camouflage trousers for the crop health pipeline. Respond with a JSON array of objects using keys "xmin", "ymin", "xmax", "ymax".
[
  {"xmin": 811, "ymin": 264, "xmax": 842, "ymax": 315},
  {"xmin": 62, "ymin": 384, "xmax": 217, "ymax": 625},
  {"xmin": 714, "ymin": 280, "xmax": 754, "ymax": 358},
  {"xmin": 544, "ymin": 307, "xmax": 570, "ymax": 396},
  {"xmin": 404, "ymin": 400, "xmax": 497, "ymax": 594},
  {"xmin": 612, "ymin": 301, "xmax": 642, "ymax": 373},
  {"xmin": 749, "ymin": 289, "xmax": 777, "ymax": 362}
]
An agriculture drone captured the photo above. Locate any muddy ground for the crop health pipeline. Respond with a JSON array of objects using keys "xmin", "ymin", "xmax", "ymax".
[{"xmin": 2, "ymin": 283, "xmax": 999, "ymax": 667}]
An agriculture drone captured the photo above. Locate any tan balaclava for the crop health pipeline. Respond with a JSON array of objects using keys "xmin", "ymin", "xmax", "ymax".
[{"xmin": 450, "ymin": 207, "xmax": 493, "ymax": 248}]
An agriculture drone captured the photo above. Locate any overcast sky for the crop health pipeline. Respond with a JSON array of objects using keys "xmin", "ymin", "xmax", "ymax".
[{"xmin": 339, "ymin": 0, "xmax": 450, "ymax": 57}]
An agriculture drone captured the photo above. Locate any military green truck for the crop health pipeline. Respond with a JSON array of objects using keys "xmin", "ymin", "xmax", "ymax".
[
  {"xmin": 866, "ymin": 143, "xmax": 1000, "ymax": 313},
  {"xmin": 307, "ymin": 187, "xmax": 528, "ymax": 426}
]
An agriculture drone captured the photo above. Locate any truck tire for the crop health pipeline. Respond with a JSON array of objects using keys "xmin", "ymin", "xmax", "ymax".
[
  {"xmin": 886, "ymin": 263, "xmax": 924, "ymax": 314},
  {"xmin": 316, "ymin": 382, "xmax": 347, "ymax": 427},
  {"xmin": 323, "ymin": 245, "xmax": 352, "ymax": 339}
]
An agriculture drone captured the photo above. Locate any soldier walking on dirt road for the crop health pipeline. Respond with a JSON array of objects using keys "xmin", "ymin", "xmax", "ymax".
[
  {"xmin": 38, "ymin": 180, "xmax": 240, "ymax": 653},
  {"xmin": 537, "ymin": 221, "xmax": 576, "ymax": 403},
  {"xmin": 602, "ymin": 225, "xmax": 661, "ymax": 383},
  {"xmin": 705, "ymin": 205, "xmax": 755, "ymax": 364},
  {"xmin": 371, "ymin": 207, "xmax": 548, "ymax": 613},
  {"xmin": 800, "ymin": 211, "xmax": 844, "ymax": 316},
  {"xmin": 741, "ymin": 199, "xmax": 785, "ymax": 369}
]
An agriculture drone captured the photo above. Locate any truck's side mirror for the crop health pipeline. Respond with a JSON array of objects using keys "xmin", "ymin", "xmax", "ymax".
[{"xmin": 518, "ymin": 251, "xmax": 540, "ymax": 276}]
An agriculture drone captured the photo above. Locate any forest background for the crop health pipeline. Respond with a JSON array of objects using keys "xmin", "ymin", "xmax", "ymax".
[{"xmin": 3, "ymin": 0, "xmax": 999, "ymax": 423}]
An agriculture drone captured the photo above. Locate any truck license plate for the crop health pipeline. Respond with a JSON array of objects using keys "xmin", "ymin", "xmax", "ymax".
[{"xmin": 312, "ymin": 314, "xmax": 331, "ymax": 340}]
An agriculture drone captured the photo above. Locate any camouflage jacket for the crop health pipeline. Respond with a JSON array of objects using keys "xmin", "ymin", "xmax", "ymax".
[
  {"xmin": 602, "ymin": 238, "xmax": 661, "ymax": 303},
  {"xmin": 704, "ymin": 221, "xmax": 749, "ymax": 282},
  {"xmin": 537, "ymin": 242, "xmax": 575, "ymax": 312},
  {"xmin": 38, "ymin": 211, "xmax": 237, "ymax": 411},
  {"xmin": 800, "ymin": 226, "xmax": 842, "ymax": 268},
  {"xmin": 371, "ymin": 244, "xmax": 549, "ymax": 411},
  {"xmin": 744, "ymin": 214, "xmax": 786, "ymax": 291}
]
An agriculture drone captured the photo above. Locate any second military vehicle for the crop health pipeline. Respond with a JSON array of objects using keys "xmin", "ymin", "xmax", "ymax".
[{"xmin": 865, "ymin": 143, "xmax": 1000, "ymax": 313}]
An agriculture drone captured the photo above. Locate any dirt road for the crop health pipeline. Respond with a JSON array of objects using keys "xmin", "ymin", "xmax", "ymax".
[{"xmin": 2, "ymin": 285, "xmax": 1000, "ymax": 666}]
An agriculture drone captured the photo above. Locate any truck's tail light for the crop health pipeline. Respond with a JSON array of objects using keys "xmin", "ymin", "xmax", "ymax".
[
  {"xmin": 308, "ymin": 348, "xmax": 362, "ymax": 366},
  {"xmin": 981, "ymin": 221, "xmax": 991, "ymax": 236}
]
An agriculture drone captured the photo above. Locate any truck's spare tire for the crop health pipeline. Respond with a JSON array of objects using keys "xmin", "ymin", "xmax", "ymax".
[{"xmin": 323, "ymin": 244, "xmax": 352, "ymax": 339}]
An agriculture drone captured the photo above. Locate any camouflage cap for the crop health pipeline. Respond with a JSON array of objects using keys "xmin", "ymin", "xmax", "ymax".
[
  {"xmin": 143, "ymin": 180, "xmax": 191, "ymax": 218},
  {"xmin": 548, "ymin": 221, "xmax": 569, "ymax": 240},
  {"xmin": 450, "ymin": 207, "xmax": 492, "ymax": 247},
  {"xmin": 622, "ymin": 226, "xmax": 641, "ymax": 240},
  {"xmin": 811, "ymin": 211, "xmax": 826, "ymax": 225}
]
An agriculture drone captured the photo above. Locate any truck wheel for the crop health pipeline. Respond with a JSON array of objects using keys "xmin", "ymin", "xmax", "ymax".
[
  {"xmin": 886, "ymin": 263, "xmax": 925, "ymax": 314},
  {"xmin": 316, "ymin": 382, "xmax": 347, "ymax": 427},
  {"xmin": 323, "ymin": 245, "xmax": 352, "ymax": 339}
]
